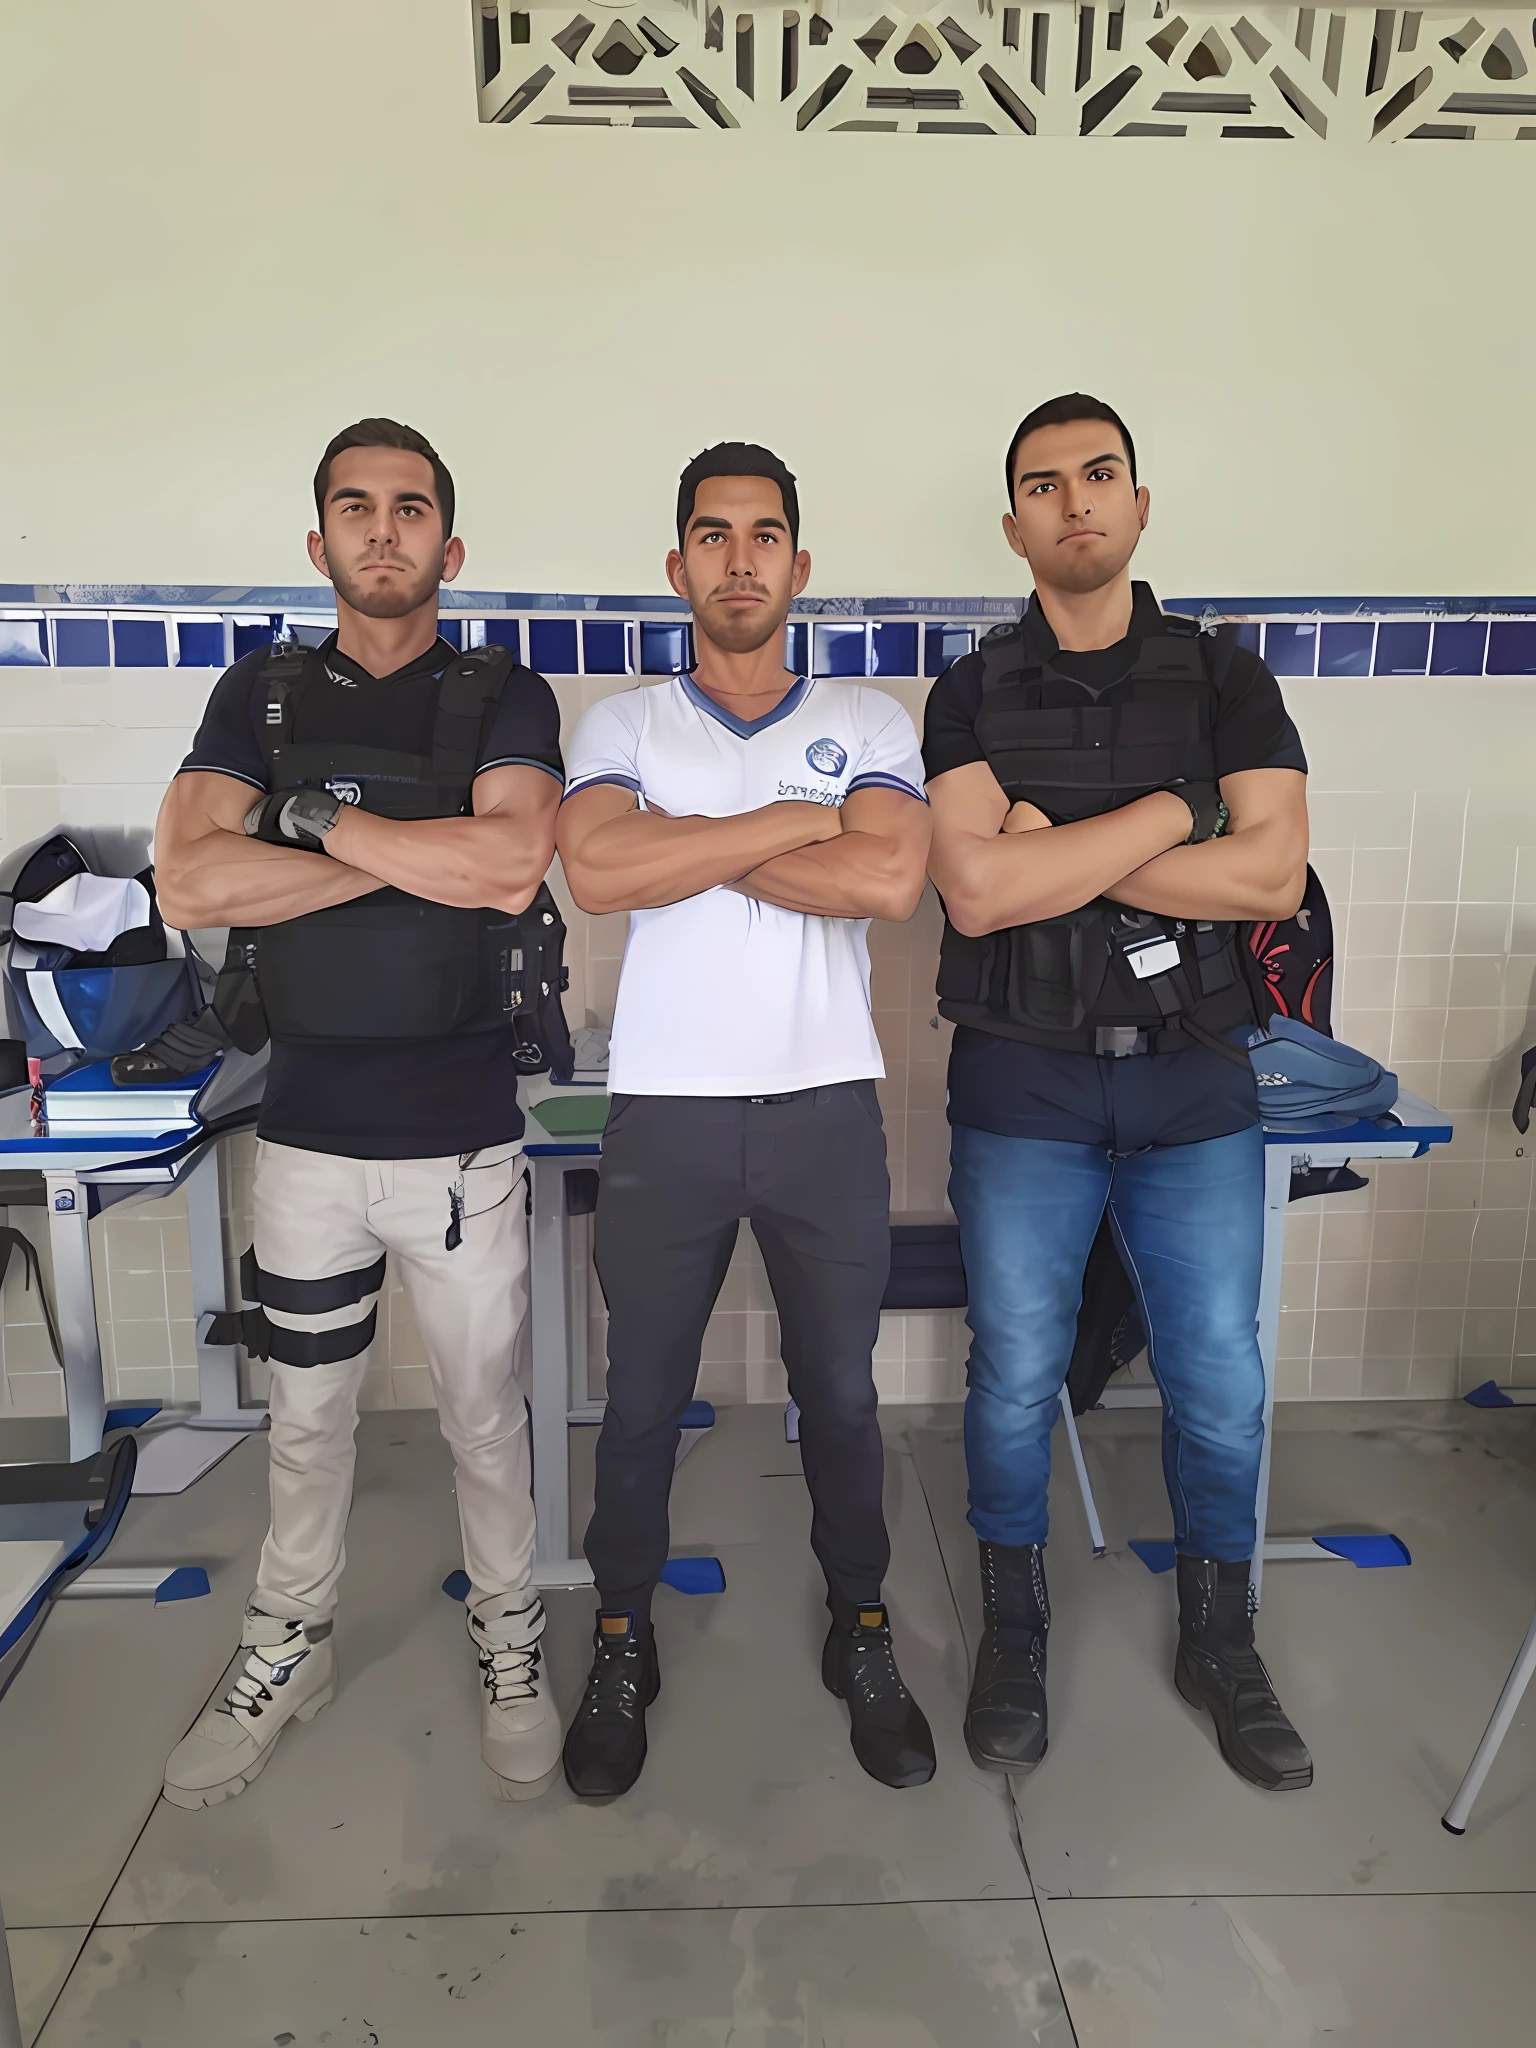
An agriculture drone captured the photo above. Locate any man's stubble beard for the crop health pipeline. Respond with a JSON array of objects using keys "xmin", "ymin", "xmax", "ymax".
[
  {"xmin": 694, "ymin": 589, "xmax": 789, "ymax": 657},
  {"xmin": 329, "ymin": 555, "xmax": 444, "ymax": 620}
]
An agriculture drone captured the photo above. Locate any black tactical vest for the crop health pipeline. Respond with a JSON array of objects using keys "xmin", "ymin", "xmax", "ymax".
[
  {"xmin": 236, "ymin": 639, "xmax": 571, "ymax": 1070},
  {"xmin": 936, "ymin": 587, "xmax": 1259, "ymax": 1056}
]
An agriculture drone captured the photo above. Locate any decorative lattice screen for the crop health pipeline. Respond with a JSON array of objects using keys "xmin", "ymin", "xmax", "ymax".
[{"xmin": 473, "ymin": 3, "xmax": 1536, "ymax": 139}]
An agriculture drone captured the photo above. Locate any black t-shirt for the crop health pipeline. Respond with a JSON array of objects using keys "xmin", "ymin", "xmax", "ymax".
[
  {"xmin": 180, "ymin": 634, "xmax": 564, "ymax": 1159},
  {"xmin": 921, "ymin": 590, "xmax": 1309, "ymax": 1145}
]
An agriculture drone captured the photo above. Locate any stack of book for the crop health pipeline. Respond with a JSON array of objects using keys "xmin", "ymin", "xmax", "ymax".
[{"xmin": 40, "ymin": 1059, "xmax": 215, "ymax": 1133}]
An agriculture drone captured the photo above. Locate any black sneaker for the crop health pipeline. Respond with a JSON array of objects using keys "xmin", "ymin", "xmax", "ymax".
[
  {"xmin": 110, "ymin": 1006, "xmax": 229, "ymax": 1086},
  {"xmin": 562, "ymin": 1612, "xmax": 660, "ymax": 1799},
  {"xmin": 822, "ymin": 1598, "xmax": 936, "ymax": 1789},
  {"xmin": 1174, "ymin": 1556, "xmax": 1312, "ymax": 1792}
]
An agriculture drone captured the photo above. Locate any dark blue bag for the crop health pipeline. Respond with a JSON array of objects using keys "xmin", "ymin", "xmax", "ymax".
[{"xmin": 1239, "ymin": 1014, "xmax": 1398, "ymax": 1131}]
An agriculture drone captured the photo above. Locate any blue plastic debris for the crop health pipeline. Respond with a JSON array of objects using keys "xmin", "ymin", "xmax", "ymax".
[
  {"xmin": 1314, "ymin": 1534, "xmax": 1411, "ymax": 1568},
  {"xmin": 1465, "ymin": 1380, "xmax": 1515, "ymax": 1409},
  {"xmin": 155, "ymin": 1566, "xmax": 211, "ymax": 1604},
  {"xmin": 441, "ymin": 1569, "xmax": 472, "ymax": 1602},
  {"xmin": 658, "ymin": 1556, "xmax": 726, "ymax": 1596},
  {"xmin": 105, "ymin": 1405, "xmax": 162, "ymax": 1431},
  {"xmin": 1128, "ymin": 1540, "xmax": 1177, "ymax": 1574}
]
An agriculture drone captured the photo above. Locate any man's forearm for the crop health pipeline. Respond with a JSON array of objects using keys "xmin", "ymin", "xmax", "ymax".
[
  {"xmin": 155, "ymin": 828, "xmax": 384, "ymax": 930},
  {"xmin": 325, "ymin": 807, "xmax": 551, "ymax": 913},
  {"xmin": 1103, "ymin": 828, "xmax": 1306, "ymax": 921},
  {"xmin": 732, "ymin": 835, "xmax": 926, "ymax": 920},
  {"xmin": 560, "ymin": 803, "xmax": 837, "ymax": 913},
  {"xmin": 937, "ymin": 792, "xmax": 1191, "ymax": 937}
]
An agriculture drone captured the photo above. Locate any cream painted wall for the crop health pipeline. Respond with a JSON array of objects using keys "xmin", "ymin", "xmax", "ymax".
[{"xmin": 2, "ymin": 1, "xmax": 1535, "ymax": 599}]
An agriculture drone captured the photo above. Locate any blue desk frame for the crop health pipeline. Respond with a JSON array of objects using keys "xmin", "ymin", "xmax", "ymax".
[
  {"xmin": 0, "ymin": 1092, "xmax": 265, "ymax": 1464},
  {"xmin": 1063, "ymin": 1090, "xmax": 1453, "ymax": 1601}
]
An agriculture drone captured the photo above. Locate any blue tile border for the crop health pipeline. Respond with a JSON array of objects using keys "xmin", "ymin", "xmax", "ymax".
[
  {"xmin": 9, "ymin": 584, "xmax": 1536, "ymax": 617},
  {"xmin": 6, "ymin": 589, "xmax": 1536, "ymax": 679}
]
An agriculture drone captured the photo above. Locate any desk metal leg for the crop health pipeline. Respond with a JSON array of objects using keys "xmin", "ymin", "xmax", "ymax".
[
  {"xmin": 1250, "ymin": 1143, "xmax": 1291, "ymax": 1607},
  {"xmin": 1058, "ymin": 1391, "xmax": 1107, "ymax": 1557},
  {"xmin": 182, "ymin": 1143, "xmax": 265, "ymax": 1431},
  {"xmin": 528, "ymin": 1156, "xmax": 593, "ymax": 1589},
  {"xmin": 1442, "ymin": 1604, "xmax": 1536, "ymax": 1835},
  {"xmin": 43, "ymin": 1172, "xmax": 105, "ymax": 1464}
]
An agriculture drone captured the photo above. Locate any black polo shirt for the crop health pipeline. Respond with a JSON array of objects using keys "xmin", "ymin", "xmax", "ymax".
[
  {"xmin": 180, "ymin": 633, "xmax": 563, "ymax": 1159},
  {"xmin": 922, "ymin": 588, "xmax": 1308, "ymax": 1147}
]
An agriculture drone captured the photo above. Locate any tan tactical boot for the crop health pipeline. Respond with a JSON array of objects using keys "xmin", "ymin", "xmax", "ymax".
[
  {"xmin": 163, "ymin": 1607, "xmax": 335, "ymax": 1809},
  {"xmin": 468, "ymin": 1593, "xmax": 562, "ymax": 1800}
]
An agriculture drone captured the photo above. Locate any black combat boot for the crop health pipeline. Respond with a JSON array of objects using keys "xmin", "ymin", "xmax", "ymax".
[
  {"xmin": 964, "ymin": 1541, "xmax": 1049, "ymax": 1774},
  {"xmin": 562, "ymin": 1611, "xmax": 660, "ymax": 1798},
  {"xmin": 822, "ymin": 1594, "xmax": 936, "ymax": 1789},
  {"xmin": 1174, "ymin": 1556, "xmax": 1312, "ymax": 1791}
]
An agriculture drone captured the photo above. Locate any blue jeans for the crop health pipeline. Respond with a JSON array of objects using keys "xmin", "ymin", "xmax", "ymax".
[{"xmin": 950, "ymin": 1122, "xmax": 1265, "ymax": 1560}]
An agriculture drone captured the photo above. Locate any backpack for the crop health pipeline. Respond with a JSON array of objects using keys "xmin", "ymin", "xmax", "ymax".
[
  {"xmin": 3, "ymin": 837, "xmax": 204, "ymax": 1070},
  {"xmin": 1246, "ymin": 865, "xmax": 1334, "ymax": 1029}
]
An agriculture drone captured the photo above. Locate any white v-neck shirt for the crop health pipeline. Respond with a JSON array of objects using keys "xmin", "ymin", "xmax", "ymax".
[{"xmin": 563, "ymin": 673, "xmax": 925, "ymax": 1096}]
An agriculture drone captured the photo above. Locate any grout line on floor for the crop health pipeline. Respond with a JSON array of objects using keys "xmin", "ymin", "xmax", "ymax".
[
  {"xmin": 903, "ymin": 1419, "xmax": 1082, "ymax": 2048},
  {"xmin": 1026, "ymin": 1885, "xmax": 1536, "ymax": 1905},
  {"xmin": 66, "ymin": 1878, "xmax": 1536, "ymax": 1941},
  {"xmin": 29, "ymin": 1639, "xmax": 239, "ymax": 2045},
  {"xmin": 82, "ymin": 1895, "xmax": 1065, "ymax": 1933}
]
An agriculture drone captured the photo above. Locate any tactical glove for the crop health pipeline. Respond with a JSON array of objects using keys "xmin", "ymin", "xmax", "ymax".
[{"xmin": 243, "ymin": 787, "xmax": 343, "ymax": 851}]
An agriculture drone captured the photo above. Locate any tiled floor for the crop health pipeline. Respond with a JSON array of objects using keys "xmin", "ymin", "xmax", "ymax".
[{"xmin": 2, "ymin": 1398, "xmax": 1534, "ymax": 2045}]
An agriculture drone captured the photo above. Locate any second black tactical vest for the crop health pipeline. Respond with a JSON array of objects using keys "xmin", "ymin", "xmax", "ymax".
[{"xmin": 935, "ymin": 585, "xmax": 1260, "ymax": 1056}]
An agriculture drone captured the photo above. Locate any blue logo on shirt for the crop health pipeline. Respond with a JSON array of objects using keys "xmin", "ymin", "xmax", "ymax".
[{"xmin": 805, "ymin": 738, "xmax": 848, "ymax": 777}]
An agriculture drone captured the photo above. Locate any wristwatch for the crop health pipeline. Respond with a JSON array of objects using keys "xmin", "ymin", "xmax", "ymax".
[{"xmin": 1163, "ymin": 780, "xmax": 1224, "ymax": 845}]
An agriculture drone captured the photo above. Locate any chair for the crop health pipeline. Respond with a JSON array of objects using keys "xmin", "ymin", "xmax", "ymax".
[{"xmin": 0, "ymin": 1434, "xmax": 138, "ymax": 1702}]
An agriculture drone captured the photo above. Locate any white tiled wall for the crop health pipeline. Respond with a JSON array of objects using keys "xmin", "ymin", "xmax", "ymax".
[{"xmin": 3, "ymin": 666, "xmax": 1534, "ymax": 1418}]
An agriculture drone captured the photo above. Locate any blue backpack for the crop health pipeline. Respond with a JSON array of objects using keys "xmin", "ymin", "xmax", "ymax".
[{"xmin": 1238, "ymin": 1013, "xmax": 1398, "ymax": 1130}]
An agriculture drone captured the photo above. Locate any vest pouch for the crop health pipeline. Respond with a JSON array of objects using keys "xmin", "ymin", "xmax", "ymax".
[
  {"xmin": 936, "ymin": 923, "xmax": 995, "ymax": 1008},
  {"xmin": 1005, "ymin": 907, "xmax": 1111, "ymax": 1033},
  {"xmin": 213, "ymin": 930, "xmax": 269, "ymax": 1053},
  {"xmin": 256, "ymin": 895, "xmax": 486, "ymax": 1043},
  {"xmin": 483, "ymin": 887, "xmax": 575, "ymax": 1079},
  {"xmin": 1192, "ymin": 920, "xmax": 1240, "ymax": 999}
]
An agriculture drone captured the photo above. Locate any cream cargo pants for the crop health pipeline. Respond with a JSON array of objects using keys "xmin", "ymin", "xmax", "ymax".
[{"xmin": 246, "ymin": 1138, "xmax": 534, "ymax": 1623}]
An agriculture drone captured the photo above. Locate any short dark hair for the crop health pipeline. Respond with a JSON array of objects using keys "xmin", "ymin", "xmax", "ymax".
[
  {"xmin": 1004, "ymin": 394, "xmax": 1138, "ymax": 505},
  {"xmin": 313, "ymin": 418, "xmax": 456, "ymax": 538},
  {"xmin": 676, "ymin": 442, "xmax": 800, "ymax": 551}
]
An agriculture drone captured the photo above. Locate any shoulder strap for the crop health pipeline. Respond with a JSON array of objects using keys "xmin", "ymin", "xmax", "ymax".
[
  {"xmin": 431, "ymin": 643, "xmax": 517, "ymax": 789},
  {"xmin": 260, "ymin": 640, "xmax": 315, "ymax": 753},
  {"xmin": 977, "ymin": 620, "xmax": 1029, "ymax": 696},
  {"xmin": 1201, "ymin": 621, "xmax": 1241, "ymax": 692}
]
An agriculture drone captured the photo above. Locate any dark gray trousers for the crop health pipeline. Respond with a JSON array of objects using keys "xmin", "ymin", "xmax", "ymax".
[{"xmin": 585, "ymin": 1082, "xmax": 893, "ymax": 1622}]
